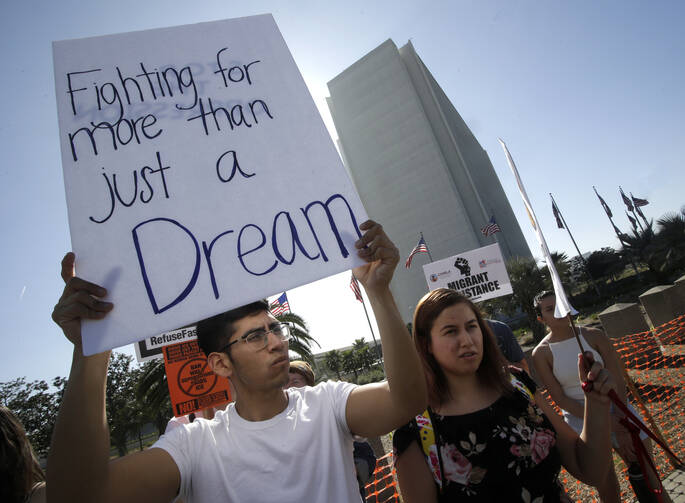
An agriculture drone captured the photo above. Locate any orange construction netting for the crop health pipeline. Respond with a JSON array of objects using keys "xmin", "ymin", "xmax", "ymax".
[{"xmin": 363, "ymin": 315, "xmax": 685, "ymax": 503}]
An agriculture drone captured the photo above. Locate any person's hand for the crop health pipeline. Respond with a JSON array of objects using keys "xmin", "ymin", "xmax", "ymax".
[
  {"xmin": 612, "ymin": 419, "xmax": 637, "ymax": 462},
  {"xmin": 578, "ymin": 351, "xmax": 615, "ymax": 404},
  {"xmin": 352, "ymin": 220, "xmax": 399, "ymax": 293},
  {"xmin": 51, "ymin": 253, "xmax": 113, "ymax": 348}
]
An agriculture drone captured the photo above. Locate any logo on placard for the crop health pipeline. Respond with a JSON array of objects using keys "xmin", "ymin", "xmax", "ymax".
[
  {"xmin": 454, "ymin": 258, "xmax": 471, "ymax": 276},
  {"xmin": 479, "ymin": 257, "xmax": 502, "ymax": 268},
  {"xmin": 429, "ymin": 271, "xmax": 451, "ymax": 282},
  {"xmin": 177, "ymin": 358, "xmax": 218, "ymax": 397}
]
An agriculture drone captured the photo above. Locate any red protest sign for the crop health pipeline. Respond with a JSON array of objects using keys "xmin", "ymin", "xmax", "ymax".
[{"xmin": 163, "ymin": 339, "xmax": 232, "ymax": 417}]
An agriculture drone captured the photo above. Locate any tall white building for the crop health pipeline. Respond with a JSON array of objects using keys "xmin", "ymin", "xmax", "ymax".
[{"xmin": 327, "ymin": 39, "xmax": 531, "ymax": 322}]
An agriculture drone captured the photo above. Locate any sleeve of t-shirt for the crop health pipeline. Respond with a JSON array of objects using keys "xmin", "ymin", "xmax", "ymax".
[
  {"xmin": 319, "ymin": 380, "xmax": 358, "ymax": 435},
  {"xmin": 150, "ymin": 422, "xmax": 195, "ymax": 497}
]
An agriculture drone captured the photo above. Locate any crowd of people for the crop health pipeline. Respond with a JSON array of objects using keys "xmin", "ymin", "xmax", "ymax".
[{"xmin": 0, "ymin": 220, "xmax": 672, "ymax": 502}]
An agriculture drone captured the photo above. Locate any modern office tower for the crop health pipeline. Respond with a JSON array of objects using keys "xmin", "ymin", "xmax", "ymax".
[{"xmin": 327, "ymin": 39, "xmax": 532, "ymax": 322}]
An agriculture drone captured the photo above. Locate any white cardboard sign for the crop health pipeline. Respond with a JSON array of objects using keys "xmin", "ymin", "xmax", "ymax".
[
  {"xmin": 423, "ymin": 243, "xmax": 513, "ymax": 302},
  {"xmin": 53, "ymin": 15, "xmax": 367, "ymax": 355}
]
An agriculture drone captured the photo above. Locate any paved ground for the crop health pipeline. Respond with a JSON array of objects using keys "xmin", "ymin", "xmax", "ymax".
[{"xmin": 664, "ymin": 468, "xmax": 685, "ymax": 503}]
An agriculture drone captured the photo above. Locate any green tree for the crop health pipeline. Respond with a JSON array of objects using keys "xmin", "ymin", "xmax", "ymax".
[
  {"xmin": 540, "ymin": 251, "xmax": 571, "ymax": 286},
  {"xmin": 0, "ymin": 376, "xmax": 66, "ymax": 457},
  {"xmin": 342, "ymin": 349, "xmax": 360, "ymax": 382},
  {"xmin": 621, "ymin": 222, "xmax": 668, "ymax": 282},
  {"xmin": 352, "ymin": 338, "xmax": 367, "ymax": 352},
  {"xmin": 276, "ymin": 312, "xmax": 319, "ymax": 364},
  {"xmin": 655, "ymin": 210, "xmax": 685, "ymax": 275},
  {"xmin": 136, "ymin": 359, "xmax": 173, "ymax": 436},
  {"xmin": 585, "ymin": 247, "xmax": 626, "ymax": 282},
  {"xmin": 486, "ymin": 257, "xmax": 547, "ymax": 343},
  {"xmin": 106, "ymin": 353, "xmax": 142, "ymax": 457},
  {"xmin": 325, "ymin": 350, "xmax": 343, "ymax": 380},
  {"xmin": 356, "ymin": 346, "xmax": 375, "ymax": 371}
]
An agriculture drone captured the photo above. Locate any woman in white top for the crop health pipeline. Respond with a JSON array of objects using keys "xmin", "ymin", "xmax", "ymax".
[{"xmin": 532, "ymin": 291, "xmax": 671, "ymax": 503}]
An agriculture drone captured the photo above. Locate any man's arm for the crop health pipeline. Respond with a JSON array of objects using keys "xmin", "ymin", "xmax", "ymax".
[
  {"xmin": 344, "ymin": 222, "xmax": 427, "ymax": 438},
  {"xmin": 47, "ymin": 253, "xmax": 180, "ymax": 503}
]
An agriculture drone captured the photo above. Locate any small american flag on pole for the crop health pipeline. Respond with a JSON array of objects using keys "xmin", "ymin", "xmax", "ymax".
[
  {"xmin": 269, "ymin": 292, "xmax": 290, "ymax": 316},
  {"xmin": 405, "ymin": 236, "xmax": 429, "ymax": 268},
  {"xmin": 480, "ymin": 216, "xmax": 501, "ymax": 237},
  {"xmin": 349, "ymin": 274, "xmax": 363, "ymax": 302}
]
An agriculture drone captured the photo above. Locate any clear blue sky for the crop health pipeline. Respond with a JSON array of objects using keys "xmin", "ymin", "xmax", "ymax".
[{"xmin": 1, "ymin": 0, "xmax": 684, "ymax": 384}]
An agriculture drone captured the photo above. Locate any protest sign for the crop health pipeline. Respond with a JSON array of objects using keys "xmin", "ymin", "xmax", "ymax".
[
  {"xmin": 52, "ymin": 15, "xmax": 367, "ymax": 355},
  {"xmin": 423, "ymin": 243, "xmax": 513, "ymax": 302},
  {"xmin": 134, "ymin": 326, "xmax": 197, "ymax": 362},
  {"xmin": 163, "ymin": 339, "xmax": 232, "ymax": 417}
]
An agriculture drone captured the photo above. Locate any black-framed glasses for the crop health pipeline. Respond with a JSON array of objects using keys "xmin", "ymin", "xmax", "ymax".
[{"xmin": 220, "ymin": 323, "xmax": 292, "ymax": 352}]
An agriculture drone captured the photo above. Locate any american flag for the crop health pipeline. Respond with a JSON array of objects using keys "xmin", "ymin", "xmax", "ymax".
[
  {"xmin": 269, "ymin": 292, "xmax": 290, "ymax": 316},
  {"xmin": 593, "ymin": 187, "xmax": 613, "ymax": 218},
  {"xmin": 405, "ymin": 236, "xmax": 429, "ymax": 268},
  {"xmin": 349, "ymin": 274, "xmax": 363, "ymax": 302},
  {"xmin": 620, "ymin": 187, "xmax": 634, "ymax": 212},
  {"xmin": 480, "ymin": 216, "xmax": 501, "ymax": 237},
  {"xmin": 631, "ymin": 194, "xmax": 649, "ymax": 207},
  {"xmin": 551, "ymin": 197, "xmax": 564, "ymax": 229}
]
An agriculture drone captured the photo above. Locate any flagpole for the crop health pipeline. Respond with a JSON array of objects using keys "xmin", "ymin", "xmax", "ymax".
[
  {"xmin": 632, "ymin": 193, "xmax": 650, "ymax": 227},
  {"xmin": 420, "ymin": 232, "xmax": 434, "ymax": 262},
  {"xmin": 359, "ymin": 296, "xmax": 381, "ymax": 361},
  {"xmin": 488, "ymin": 209, "xmax": 513, "ymax": 259},
  {"xmin": 550, "ymin": 193, "xmax": 601, "ymax": 297},
  {"xmin": 620, "ymin": 186, "xmax": 644, "ymax": 231}
]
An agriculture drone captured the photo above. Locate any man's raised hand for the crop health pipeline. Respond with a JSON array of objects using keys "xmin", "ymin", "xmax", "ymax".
[
  {"xmin": 353, "ymin": 220, "xmax": 399, "ymax": 292},
  {"xmin": 51, "ymin": 252, "xmax": 113, "ymax": 348}
]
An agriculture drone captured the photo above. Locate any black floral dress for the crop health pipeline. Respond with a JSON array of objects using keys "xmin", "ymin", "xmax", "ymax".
[{"xmin": 393, "ymin": 371, "xmax": 564, "ymax": 502}]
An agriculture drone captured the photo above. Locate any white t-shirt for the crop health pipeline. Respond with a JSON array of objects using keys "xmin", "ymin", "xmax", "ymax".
[{"xmin": 152, "ymin": 380, "xmax": 361, "ymax": 503}]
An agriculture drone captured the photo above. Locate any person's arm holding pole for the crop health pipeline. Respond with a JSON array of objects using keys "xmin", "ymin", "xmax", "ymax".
[{"xmin": 345, "ymin": 221, "xmax": 427, "ymax": 438}]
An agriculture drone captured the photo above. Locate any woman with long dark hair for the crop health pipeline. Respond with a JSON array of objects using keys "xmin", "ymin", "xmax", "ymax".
[
  {"xmin": 0, "ymin": 406, "xmax": 46, "ymax": 503},
  {"xmin": 393, "ymin": 288, "xmax": 616, "ymax": 502}
]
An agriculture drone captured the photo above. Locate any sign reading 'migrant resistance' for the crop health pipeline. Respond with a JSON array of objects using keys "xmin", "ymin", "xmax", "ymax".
[
  {"xmin": 423, "ymin": 243, "xmax": 513, "ymax": 302},
  {"xmin": 52, "ymin": 15, "xmax": 367, "ymax": 355}
]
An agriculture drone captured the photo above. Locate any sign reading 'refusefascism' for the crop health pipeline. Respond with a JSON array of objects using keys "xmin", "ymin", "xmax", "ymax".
[{"xmin": 53, "ymin": 15, "xmax": 367, "ymax": 355}]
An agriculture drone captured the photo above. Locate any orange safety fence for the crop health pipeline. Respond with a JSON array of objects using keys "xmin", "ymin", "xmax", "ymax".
[
  {"xmin": 363, "ymin": 315, "xmax": 685, "ymax": 503},
  {"xmin": 557, "ymin": 314, "xmax": 685, "ymax": 502},
  {"xmin": 364, "ymin": 452, "xmax": 399, "ymax": 503}
]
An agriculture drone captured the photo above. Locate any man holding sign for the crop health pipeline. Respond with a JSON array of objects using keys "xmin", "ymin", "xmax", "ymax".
[{"xmin": 48, "ymin": 220, "xmax": 427, "ymax": 503}]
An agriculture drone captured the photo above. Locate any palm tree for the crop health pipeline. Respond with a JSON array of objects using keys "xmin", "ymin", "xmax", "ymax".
[
  {"xmin": 325, "ymin": 349, "xmax": 343, "ymax": 380},
  {"xmin": 491, "ymin": 257, "xmax": 547, "ymax": 343},
  {"xmin": 136, "ymin": 359, "xmax": 173, "ymax": 435},
  {"xmin": 540, "ymin": 251, "xmax": 571, "ymax": 286},
  {"xmin": 357, "ymin": 346, "xmax": 375, "ymax": 371},
  {"xmin": 655, "ymin": 211, "xmax": 685, "ymax": 276},
  {"xmin": 276, "ymin": 312, "xmax": 319, "ymax": 364},
  {"xmin": 342, "ymin": 349, "xmax": 360, "ymax": 382},
  {"xmin": 352, "ymin": 338, "xmax": 367, "ymax": 352},
  {"xmin": 621, "ymin": 222, "xmax": 668, "ymax": 282}
]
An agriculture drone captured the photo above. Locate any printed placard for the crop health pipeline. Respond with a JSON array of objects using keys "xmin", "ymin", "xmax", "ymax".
[
  {"xmin": 52, "ymin": 15, "xmax": 367, "ymax": 355},
  {"xmin": 163, "ymin": 339, "xmax": 232, "ymax": 417},
  {"xmin": 134, "ymin": 326, "xmax": 197, "ymax": 362},
  {"xmin": 423, "ymin": 243, "xmax": 513, "ymax": 302}
]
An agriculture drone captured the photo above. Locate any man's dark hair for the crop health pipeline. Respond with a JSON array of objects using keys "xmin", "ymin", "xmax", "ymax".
[
  {"xmin": 533, "ymin": 290, "xmax": 555, "ymax": 316},
  {"xmin": 196, "ymin": 299, "xmax": 269, "ymax": 357}
]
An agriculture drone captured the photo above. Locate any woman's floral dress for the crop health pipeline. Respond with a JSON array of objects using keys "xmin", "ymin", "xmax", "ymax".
[{"xmin": 393, "ymin": 371, "xmax": 564, "ymax": 502}]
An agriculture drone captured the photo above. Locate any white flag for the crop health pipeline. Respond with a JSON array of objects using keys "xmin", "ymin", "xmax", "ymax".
[{"xmin": 498, "ymin": 139, "xmax": 577, "ymax": 318}]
